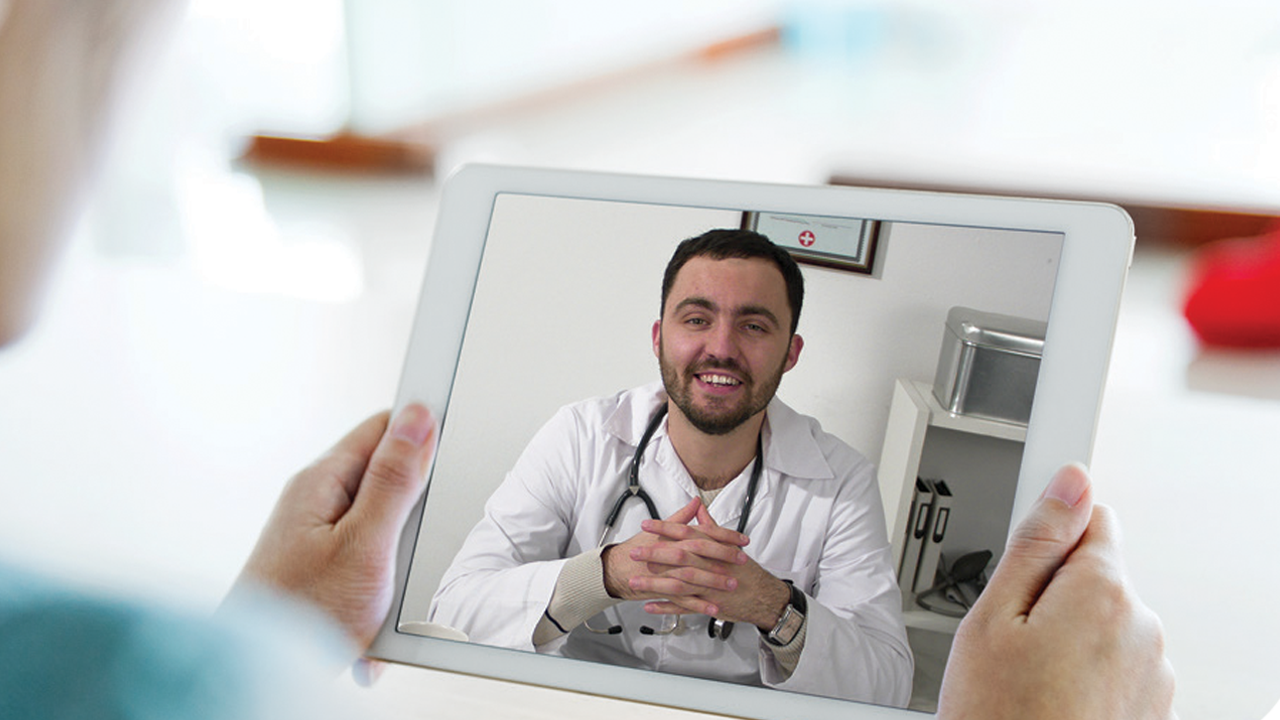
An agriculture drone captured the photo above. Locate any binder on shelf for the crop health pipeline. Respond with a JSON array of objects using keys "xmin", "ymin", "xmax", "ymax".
[
  {"xmin": 914, "ymin": 479, "xmax": 954, "ymax": 594},
  {"xmin": 898, "ymin": 477, "xmax": 935, "ymax": 601}
]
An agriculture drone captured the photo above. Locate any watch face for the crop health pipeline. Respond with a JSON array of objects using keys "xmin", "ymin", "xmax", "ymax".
[
  {"xmin": 767, "ymin": 605, "xmax": 804, "ymax": 646},
  {"xmin": 763, "ymin": 580, "xmax": 806, "ymax": 645}
]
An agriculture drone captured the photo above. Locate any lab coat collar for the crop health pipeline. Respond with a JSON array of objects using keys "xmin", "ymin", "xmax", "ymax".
[
  {"xmin": 603, "ymin": 381, "xmax": 669, "ymax": 447},
  {"xmin": 604, "ymin": 382, "xmax": 837, "ymax": 530},
  {"xmin": 603, "ymin": 381, "xmax": 837, "ymax": 480},
  {"xmin": 760, "ymin": 395, "xmax": 838, "ymax": 482}
]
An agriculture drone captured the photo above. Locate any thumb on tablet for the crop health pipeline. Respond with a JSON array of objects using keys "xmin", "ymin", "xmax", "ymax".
[
  {"xmin": 232, "ymin": 404, "xmax": 438, "ymax": 655},
  {"xmin": 980, "ymin": 463, "xmax": 1094, "ymax": 618},
  {"xmin": 349, "ymin": 403, "xmax": 438, "ymax": 540}
]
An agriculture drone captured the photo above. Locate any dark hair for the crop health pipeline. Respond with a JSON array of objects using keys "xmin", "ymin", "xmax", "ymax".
[{"xmin": 660, "ymin": 228, "xmax": 804, "ymax": 334}]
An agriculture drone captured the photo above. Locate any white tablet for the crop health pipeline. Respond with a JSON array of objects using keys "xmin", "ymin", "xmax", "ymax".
[{"xmin": 371, "ymin": 164, "xmax": 1133, "ymax": 719}]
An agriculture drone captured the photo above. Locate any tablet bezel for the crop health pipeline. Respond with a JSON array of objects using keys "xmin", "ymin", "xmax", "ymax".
[{"xmin": 369, "ymin": 164, "xmax": 1133, "ymax": 720}]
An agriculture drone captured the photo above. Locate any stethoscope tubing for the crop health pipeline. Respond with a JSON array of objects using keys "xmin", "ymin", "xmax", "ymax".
[{"xmin": 593, "ymin": 402, "xmax": 763, "ymax": 641}]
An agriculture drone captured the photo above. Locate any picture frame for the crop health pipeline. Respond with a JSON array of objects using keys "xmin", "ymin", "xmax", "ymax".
[{"xmin": 743, "ymin": 210, "xmax": 881, "ymax": 274}]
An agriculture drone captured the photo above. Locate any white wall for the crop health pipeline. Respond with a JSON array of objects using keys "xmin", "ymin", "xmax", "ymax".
[{"xmin": 401, "ymin": 193, "xmax": 1061, "ymax": 621}]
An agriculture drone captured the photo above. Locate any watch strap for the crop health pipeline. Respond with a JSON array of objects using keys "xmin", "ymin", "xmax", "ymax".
[{"xmin": 764, "ymin": 580, "xmax": 806, "ymax": 646}]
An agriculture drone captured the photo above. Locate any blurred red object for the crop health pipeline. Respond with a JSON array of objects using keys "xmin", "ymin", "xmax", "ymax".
[{"xmin": 1183, "ymin": 226, "xmax": 1280, "ymax": 348}]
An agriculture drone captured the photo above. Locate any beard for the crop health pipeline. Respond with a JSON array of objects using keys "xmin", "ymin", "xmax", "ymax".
[{"xmin": 658, "ymin": 337, "xmax": 787, "ymax": 436}]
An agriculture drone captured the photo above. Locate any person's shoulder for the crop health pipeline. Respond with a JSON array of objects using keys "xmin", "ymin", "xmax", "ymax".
[
  {"xmin": 769, "ymin": 398, "xmax": 873, "ymax": 480},
  {"xmin": 559, "ymin": 386, "xmax": 628, "ymax": 417},
  {"xmin": 0, "ymin": 563, "xmax": 347, "ymax": 720},
  {"xmin": 560, "ymin": 381, "xmax": 659, "ymax": 411},
  {"xmin": 556, "ymin": 381, "xmax": 663, "ymax": 434}
]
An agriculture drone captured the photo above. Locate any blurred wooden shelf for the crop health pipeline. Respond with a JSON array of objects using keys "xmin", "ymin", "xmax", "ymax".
[
  {"xmin": 240, "ymin": 131, "xmax": 435, "ymax": 175},
  {"xmin": 829, "ymin": 173, "xmax": 1280, "ymax": 247},
  {"xmin": 239, "ymin": 26, "xmax": 781, "ymax": 177}
]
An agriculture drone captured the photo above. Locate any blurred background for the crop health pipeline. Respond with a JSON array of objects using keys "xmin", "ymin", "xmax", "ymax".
[{"xmin": 1, "ymin": 1, "xmax": 1279, "ymax": 718}]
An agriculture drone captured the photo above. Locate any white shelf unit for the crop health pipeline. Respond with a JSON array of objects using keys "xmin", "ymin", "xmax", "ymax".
[{"xmin": 877, "ymin": 379, "xmax": 1027, "ymax": 635}]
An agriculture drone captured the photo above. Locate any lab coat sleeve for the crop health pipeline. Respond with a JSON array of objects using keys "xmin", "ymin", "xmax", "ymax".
[
  {"xmin": 428, "ymin": 408, "xmax": 587, "ymax": 651},
  {"xmin": 761, "ymin": 459, "xmax": 914, "ymax": 707}
]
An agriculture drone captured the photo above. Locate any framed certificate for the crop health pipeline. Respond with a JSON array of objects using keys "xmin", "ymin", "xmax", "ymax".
[{"xmin": 744, "ymin": 210, "xmax": 881, "ymax": 274}]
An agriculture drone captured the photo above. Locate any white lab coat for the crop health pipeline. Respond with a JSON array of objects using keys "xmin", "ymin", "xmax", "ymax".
[{"xmin": 430, "ymin": 382, "xmax": 912, "ymax": 707}]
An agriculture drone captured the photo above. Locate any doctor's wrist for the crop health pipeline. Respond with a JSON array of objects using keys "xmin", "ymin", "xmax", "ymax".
[
  {"xmin": 601, "ymin": 543, "xmax": 629, "ymax": 599},
  {"xmin": 752, "ymin": 576, "xmax": 794, "ymax": 631}
]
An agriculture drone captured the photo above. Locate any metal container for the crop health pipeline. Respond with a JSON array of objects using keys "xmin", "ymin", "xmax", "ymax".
[{"xmin": 932, "ymin": 307, "xmax": 1047, "ymax": 426}]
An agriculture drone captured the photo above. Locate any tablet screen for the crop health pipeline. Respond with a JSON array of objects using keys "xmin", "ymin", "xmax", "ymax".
[{"xmin": 394, "ymin": 189, "xmax": 1065, "ymax": 714}]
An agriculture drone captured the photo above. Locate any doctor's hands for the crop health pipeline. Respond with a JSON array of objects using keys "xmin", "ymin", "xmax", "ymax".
[
  {"xmin": 937, "ymin": 464, "xmax": 1176, "ymax": 720},
  {"xmin": 602, "ymin": 498, "xmax": 751, "ymax": 616},
  {"xmin": 610, "ymin": 498, "xmax": 791, "ymax": 630},
  {"xmin": 230, "ymin": 405, "xmax": 438, "ymax": 654}
]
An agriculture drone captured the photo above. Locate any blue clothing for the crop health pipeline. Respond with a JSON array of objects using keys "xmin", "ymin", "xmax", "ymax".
[{"xmin": 0, "ymin": 563, "xmax": 348, "ymax": 720}]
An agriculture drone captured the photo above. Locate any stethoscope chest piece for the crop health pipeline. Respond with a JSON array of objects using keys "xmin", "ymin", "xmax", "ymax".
[{"xmin": 707, "ymin": 618, "xmax": 734, "ymax": 640}]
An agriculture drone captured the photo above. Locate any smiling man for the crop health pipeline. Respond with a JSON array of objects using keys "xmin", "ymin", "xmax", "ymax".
[{"xmin": 430, "ymin": 229, "xmax": 912, "ymax": 706}]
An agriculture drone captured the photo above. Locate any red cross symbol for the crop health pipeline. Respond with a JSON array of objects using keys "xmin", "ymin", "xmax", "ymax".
[{"xmin": 799, "ymin": 230, "xmax": 816, "ymax": 247}]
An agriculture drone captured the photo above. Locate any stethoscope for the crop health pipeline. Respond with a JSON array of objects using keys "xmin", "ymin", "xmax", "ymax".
[{"xmin": 586, "ymin": 403, "xmax": 764, "ymax": 640}]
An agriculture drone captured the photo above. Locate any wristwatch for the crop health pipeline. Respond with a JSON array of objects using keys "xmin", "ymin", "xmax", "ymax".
[{"xmin": 763, "ymin": 580, "xmax": 807, "ymax": 646}]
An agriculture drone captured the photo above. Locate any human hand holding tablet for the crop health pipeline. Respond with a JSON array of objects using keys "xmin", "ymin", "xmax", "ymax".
[
  {"xmin": 938, "ymin": 464, "xmax": 1175, "ymax": 720},
  {"xmin": 364, "ymin": 164, "xmax": 1163, "ymax": 719},
  {"xmin": 230, "ymin": 405, "xmax": 439, "ymax": 653}
]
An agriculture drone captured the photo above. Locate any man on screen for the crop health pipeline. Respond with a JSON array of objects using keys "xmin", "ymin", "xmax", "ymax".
[{"xmin": 430, "ymin": 229, "xmax": 912, "ymax": 706}]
